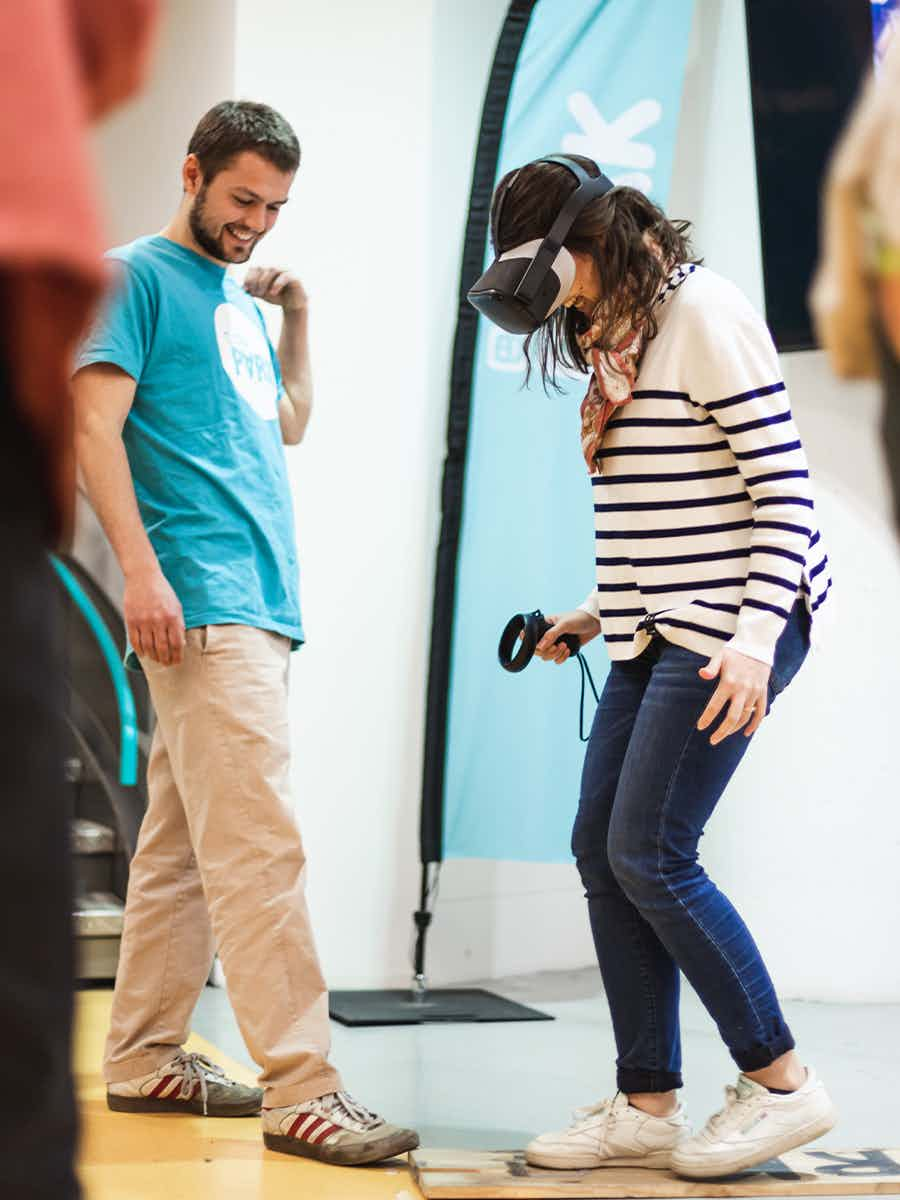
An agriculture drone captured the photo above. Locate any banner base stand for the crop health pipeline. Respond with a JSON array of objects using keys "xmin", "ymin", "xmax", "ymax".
[{"xmin": 329, "ymin": 988, "xmax": 552, "ymax": 1027}]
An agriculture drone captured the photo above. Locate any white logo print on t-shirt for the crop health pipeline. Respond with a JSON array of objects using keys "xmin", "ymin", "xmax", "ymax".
[{"xmin": 214, "ymin": 302, "xmax": 279, "ymax": 420}]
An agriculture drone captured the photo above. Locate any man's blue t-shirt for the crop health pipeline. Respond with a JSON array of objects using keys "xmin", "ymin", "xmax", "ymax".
[{"xmin": 77, "ymin": 236, "xmax": 304, "ymax": 662}]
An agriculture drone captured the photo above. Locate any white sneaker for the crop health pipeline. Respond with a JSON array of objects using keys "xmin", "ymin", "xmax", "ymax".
[
  {"xmin": 671, "ymin": 1068, "xmax": 837, "ymax": 1179},
  {"xmin": 525, "ymin": 1091, "xmax": 690, "ymax": 1170}
]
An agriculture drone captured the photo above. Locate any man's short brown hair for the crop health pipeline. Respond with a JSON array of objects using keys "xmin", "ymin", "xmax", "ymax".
[{"xmin": 187, "ymin": 100, "xmax": 300, "ymax": 182}]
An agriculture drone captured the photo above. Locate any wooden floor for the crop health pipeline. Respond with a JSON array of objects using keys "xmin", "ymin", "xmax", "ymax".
[
  {"xmin": 411, "ymin": 1149, "xmax": 900, "ymax": 1198},
  {"xmin": 75, "ymin": 990, "xmax": 422, "ymax": 1199}
]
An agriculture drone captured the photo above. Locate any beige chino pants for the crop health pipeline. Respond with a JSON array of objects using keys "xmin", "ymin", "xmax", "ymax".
[{"xmin": 103, "ymin": 624, "xmax": 342, "ymax": 1107}]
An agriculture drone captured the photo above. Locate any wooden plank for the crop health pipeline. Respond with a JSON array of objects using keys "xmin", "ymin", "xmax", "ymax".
[{"xmin": 412, "ymin": 1148, "xmax": 900, "ymax": 1198}]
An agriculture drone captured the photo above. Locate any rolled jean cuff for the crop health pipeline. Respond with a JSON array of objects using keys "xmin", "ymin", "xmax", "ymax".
[
  {"xmin": 616, "ymin": 1067, "xmax": 683, "ymax": 1094},
  {"xmin": 732, "ymin": 1028, "xmax": 796, "ymax": 1073}
]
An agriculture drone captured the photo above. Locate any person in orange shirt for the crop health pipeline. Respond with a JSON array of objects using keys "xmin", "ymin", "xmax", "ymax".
[{"xmin": 0, "ymin": 3, "xmax": 157, "ymax": 1196}]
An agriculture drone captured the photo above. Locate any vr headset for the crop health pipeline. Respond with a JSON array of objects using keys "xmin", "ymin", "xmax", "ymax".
[{"xmin": 467, "ymin": 155, "xmax": 615, "ymax": 335}]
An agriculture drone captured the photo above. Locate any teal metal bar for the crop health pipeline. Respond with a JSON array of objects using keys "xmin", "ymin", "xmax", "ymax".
[{"xmin": 50, "ymin": 556, "xmax": 138, "ymax": 787}]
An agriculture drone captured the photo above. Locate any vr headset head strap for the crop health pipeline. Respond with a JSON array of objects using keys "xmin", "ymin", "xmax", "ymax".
[{"xmin": 514, "ymin": 156, "xmax": 614, "ymax": 303}]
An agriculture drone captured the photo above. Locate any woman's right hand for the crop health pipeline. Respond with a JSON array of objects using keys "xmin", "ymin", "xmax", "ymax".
[{"xmin": 535, "ymin": 610, "xmax": 602, "ymax": 664}]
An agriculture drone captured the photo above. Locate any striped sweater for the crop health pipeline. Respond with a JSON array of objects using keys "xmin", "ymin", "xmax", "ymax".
[{"xmin": 577, "ymin": 264, "xmax": 832, "ymax": 666}]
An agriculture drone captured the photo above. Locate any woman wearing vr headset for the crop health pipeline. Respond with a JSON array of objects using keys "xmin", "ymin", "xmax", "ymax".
[{"xmin": 469, "ymin": 156, "xmax": 835, "ymax": 1180}]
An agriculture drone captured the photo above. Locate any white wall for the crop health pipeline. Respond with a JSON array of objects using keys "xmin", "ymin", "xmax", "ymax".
[
  {"xmin": 86, "ymin": 0, "xmax": 900, "ymax": 1000},
  {"xmin": 90, "ymin": 0, "xmax": 237, "ymax": 246},
  {"xmin": 668, "ymin": 0, "xmax": 764, "ymax": 309},
  {"xmin": 703, "ymin": 355, "xmax": 900, "ymax": 1002}
]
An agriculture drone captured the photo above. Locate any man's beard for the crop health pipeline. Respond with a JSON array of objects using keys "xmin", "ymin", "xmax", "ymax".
[{"xmin": 188, "ymin": 185, "xmax": 257, "ymax": 263}]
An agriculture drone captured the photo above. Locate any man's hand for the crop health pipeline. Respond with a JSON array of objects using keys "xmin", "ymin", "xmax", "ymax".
[
  {"xmin": 243, "ymin": 267, "xmax": 308, "ymax": 313},
  {"xmin": 124, "ymin": 566, "xmax": 186, "ymax": 666},
  {"xmin": 535, "ymin": 610, "xmax": 602, "ymax": 664},
  {"xmin": 697, "ymin": 646, "xmax": 771, "ymax": 745}
]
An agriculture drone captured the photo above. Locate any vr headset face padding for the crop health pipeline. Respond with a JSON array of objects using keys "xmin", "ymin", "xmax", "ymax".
[{"xmin": 467, "ymin": 240, "xmax": 577, "ymax": 335}]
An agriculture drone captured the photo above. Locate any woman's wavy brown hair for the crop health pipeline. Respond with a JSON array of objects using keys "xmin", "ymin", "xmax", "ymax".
[{"xmin": 490, "ymin": 155, "xmax": 701, "ymax": 390}]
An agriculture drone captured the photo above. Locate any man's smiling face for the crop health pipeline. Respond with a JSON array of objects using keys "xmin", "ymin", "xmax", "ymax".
[{"xmin": 187, "ymin": 150, "xmax": 294, "ymax": 264}]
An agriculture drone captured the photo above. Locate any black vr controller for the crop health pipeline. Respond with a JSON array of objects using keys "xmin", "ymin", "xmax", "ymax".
[{"xmin": 498, "ymin": 610, "xmax": 581, "ymax": 673}]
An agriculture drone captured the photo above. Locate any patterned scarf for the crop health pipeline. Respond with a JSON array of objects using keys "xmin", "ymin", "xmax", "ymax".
[{"xmin": 578, "ymin": 261, "xmax": 695, "ymax": 472}]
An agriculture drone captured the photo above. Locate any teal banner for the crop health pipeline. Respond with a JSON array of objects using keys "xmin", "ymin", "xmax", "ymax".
[{"xmin": 443, "ymin": 0, "xmax": 696, "ymax": 861}]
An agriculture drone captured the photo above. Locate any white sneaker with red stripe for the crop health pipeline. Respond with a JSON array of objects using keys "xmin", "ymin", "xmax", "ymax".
[
  {"xmin": 262, "ymin": 1090, "xmax": 419, "ymax": 1166},
  {"xmin": 107, "ymin": 1051, "xmax": 262, "ymax": 1116}
]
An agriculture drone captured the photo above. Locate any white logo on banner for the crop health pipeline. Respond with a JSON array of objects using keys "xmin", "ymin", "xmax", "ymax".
[
  {"xmin": 485, "ymin": 327, "xmax": 584, "ymax": 383},
  {"xmin": 487, "ymin": 329, "xmax": 527, "ymax": 372},
  {"xmin": 562, "ymin": 92, "xmax": 662, "ymax": 195},
  {"xmin": 214, "ymin": 302, "xmax": 279, "ymax": 420}
]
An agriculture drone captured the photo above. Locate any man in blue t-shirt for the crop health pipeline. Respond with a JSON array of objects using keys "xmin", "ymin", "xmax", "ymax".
[{"xmin": 73, "ymin": 100, "xmax": 417, "ymax": 1167}]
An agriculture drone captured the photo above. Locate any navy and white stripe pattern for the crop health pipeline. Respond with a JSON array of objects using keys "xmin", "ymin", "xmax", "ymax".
[
  {"xmin": 655, "ymin": 261, "xmax": 697, "ymax": 308},
  {"xmin": 578, "ymin": 266, "xmax": 831, "ymax": 666}
]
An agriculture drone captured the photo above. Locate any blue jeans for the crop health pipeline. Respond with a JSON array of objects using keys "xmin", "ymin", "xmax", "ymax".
[{"xmin": 572, "ymin": 602, "xmax": 810, "ymax": 1094}]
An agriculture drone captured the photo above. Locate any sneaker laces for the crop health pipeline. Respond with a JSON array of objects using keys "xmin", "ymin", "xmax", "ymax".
[
  {"xmin": 570, "ymin": 1097, "xmax": 615, "ymax": 1132},
  {"xmin": 308, "ymin": 1091, "xmax": 382, "ymax": 1133},
  {"xmin": 707, "ymin": 1081, "xmax": 760, "ymax": 1135},
  {"xmin": 169, "ymin": 1052, "xmax": 229, "ymax": 1117}
]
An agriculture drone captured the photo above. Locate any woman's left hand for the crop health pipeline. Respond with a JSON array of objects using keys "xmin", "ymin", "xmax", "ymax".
[{"xmin": 696, "ymin": 647, "xmax": 771, "ymax": 745}]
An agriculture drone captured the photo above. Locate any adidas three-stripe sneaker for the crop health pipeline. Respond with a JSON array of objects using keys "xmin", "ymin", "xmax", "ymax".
[
  {"xmin": 262, "ymin": 1090, "xmax": 419, "ymax": 1166},
  {"xmin": 107, "ymin": 1051, "xmax": 262, "ymax": 1116}
]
